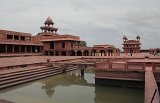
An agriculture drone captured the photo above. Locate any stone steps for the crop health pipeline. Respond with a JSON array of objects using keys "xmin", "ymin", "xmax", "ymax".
[
  {"xmin": 66, "ymin": 66, "xmax": 78, "ymax": 71},
  {"xmin": 0, "ymin": 66, "xmax": 60, "ymax": 82},
  {"xmin": 0, "ymin": 65, "xmax": 78, "ymax": 90},
  {"xmin": 0, "ymin": 67, "xmax": 62, "ymax": 85},
  {"xmin": 0, "ymin": 66, "xmax": 46, "ymax": 77},
  {"xmin": 0, "ymin": 71, "xmax": 63, "ymax": 89}
]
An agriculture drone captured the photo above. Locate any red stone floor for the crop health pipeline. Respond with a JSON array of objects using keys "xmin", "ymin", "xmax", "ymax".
[
  {"xmin": 145, "ymin": 67, "xmax": 159, "ymax": 103},
  {"xmin": 0, "ymin": 56, "xmax": 81, "ymax": 68},
  {"xmin": 0, "ymin": 99, "xmax": 14, "ymax": 103}
]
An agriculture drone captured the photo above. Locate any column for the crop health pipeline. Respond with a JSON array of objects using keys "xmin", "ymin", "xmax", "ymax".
[
  {"xmin": 30, "ymin": 46, "xmax": 32, "ymax": 53},
  {"xmin": 19, "ymin": 46, "xmax": 21, "ymax": 53},
  {"xmin": 104, "ymin": 51, "xmax": 106, "ymax": 56},
  {"xmin": 25, "ymin": 46, "xmax": 27, "ymax": 53},
  {"xmin": 66, "ymin": 51, "xmax": 69, "ymax": 56},
  {"xmin": 75, "ymin": 50, "xmax": 77, "ymax": 56},
  {"xmin": 13, "ymin": 35, "xmax": 14, "ymax": 40},
  {"xmin": 88, "ymin": 50, "xmax": 91, "ymax": 56},
  {"xmin": 12, "ymin": 45, "xmax": 15, "ymax": 53},
  {"xmin": 5, "ymin": 45, "xmax": 8, "ymax": 53}
]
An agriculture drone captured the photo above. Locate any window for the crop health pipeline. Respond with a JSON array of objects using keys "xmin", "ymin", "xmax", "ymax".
[
  {"xmin": 50, "ymin": 42, "xmax": 54, "ymax": 49},
  {"xmin": 14, "ymin": 35, "xmax": 19, "ymax": 40},
  {"xmin": 62, "ymin": 42, "xmax": 65, "ymax": 48},
  {"xmin": 71, "ymin": 42, "xmax": 73, "ymax": 48},
  {"xmin": 21, "ymin": 36, "xmax": 25, "ymax": 41},
  {"xmin": 7, "ymin": 34, "xmax": 13, "ymax": 39}
]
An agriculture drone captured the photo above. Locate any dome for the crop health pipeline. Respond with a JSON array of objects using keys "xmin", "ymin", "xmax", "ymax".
[
  {"xmin": 123, "ymin": 36, "xmax": 127, "ymax": 40},
  {"xmin": 136, "ymin": 35, "xmax": 140, "ymax": 39},
  {"xmin": 45, "ymin": 16, "xmax": 54, "ymax": 25}
]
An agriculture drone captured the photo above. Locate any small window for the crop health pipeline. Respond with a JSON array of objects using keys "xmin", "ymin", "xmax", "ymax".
[
  {"xmin": 50, "ymin": 42, "xmax": 54, "ymax": 49},
  {"xmin": 71, "ymin": 42, "xmax": 73, "ymax": 48},
  {"xmin": 62, "ymin": 42, "xmax": 65, "ymax": 48},
  {"xmin": 7, "ymin": 34, "xmax": 13, "ymax": 39},
  {"xmin": 14, "ymin": 35, "xmax": 19, "ymax": 40},
  {"xmin": 21, "ymin": 36, "xmax": 25, "ymax": 41}
]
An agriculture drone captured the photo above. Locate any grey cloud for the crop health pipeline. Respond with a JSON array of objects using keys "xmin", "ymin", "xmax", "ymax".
[{"xmin": 0, "ymin": 0, "xmax": 160, "ymax": 49}]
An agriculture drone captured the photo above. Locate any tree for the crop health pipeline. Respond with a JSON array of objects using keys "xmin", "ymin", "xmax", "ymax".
[{"xmin": 79, "ymin": 41, "xmax": 87, "ymax": 47}]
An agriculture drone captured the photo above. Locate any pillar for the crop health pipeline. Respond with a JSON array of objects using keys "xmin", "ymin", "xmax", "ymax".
[
  {"xmin": 25, "ymin": 46, "xmax": 27, "ymax": 53},
  {"xmin": 88, "ymin": 50, "xmax": 91, "ymax": 56},
  {"xmin": 30, "ymin": 46, "xmax": 32, "ymax": 53},
  {"xmin": 19, "ymin": 46, "xmax": 21, "ymax": 53},
  {"xmin": 81, "ymin": 69, "xmax": 84, "ymax": 76},
  {"xmin": 12, "ymin": 45, "xmax": 15, "ymax": 53},
  {"xmin": 62, "ymin": 64, "xmax": 67, "ymax": 73},
  {"xmin": 66, "ymin": 51, "xmax": 69, "ymax": 56},
  {"xmin": 5, "ymin": 45, "xmax": 8, "ymax": 53},
  {"xmin": 75, "ymin": 50, "xmax": 77, "ymax": 56},
  {"xmin": 13, "ymin": 35, "xmax": 14, "ymax": 40}
]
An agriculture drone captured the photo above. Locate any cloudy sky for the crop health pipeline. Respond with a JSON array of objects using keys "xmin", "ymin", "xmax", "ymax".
[{"xmin": 0, "ymin": 0, "xmax": 160, "ymax": 49}]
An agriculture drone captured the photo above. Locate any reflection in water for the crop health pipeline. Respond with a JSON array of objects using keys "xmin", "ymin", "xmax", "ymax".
[
  {"xmin": 0, "ymin": 70, "xmax": 143, "ymax": 103},
  {"xmin": 40, "ymin": 71, "xmax": 88, "ymax": 98}
]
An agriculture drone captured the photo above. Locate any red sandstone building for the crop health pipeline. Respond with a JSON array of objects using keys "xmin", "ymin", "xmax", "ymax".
[
  {"xmin": 122, "ymin": 35, "xmax": 141, "ymax": 53},
  {"xmin": 0, "ymin": 30, "xmax": 43, "ymax": 54},
  {"xmin": 0, "ymin": 17, "xmax": 120, "ymax": 56}
]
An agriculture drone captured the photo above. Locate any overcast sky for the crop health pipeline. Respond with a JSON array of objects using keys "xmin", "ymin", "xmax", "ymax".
[{"xmin": 0, "ymin": 0, "xmax": 160, "ymax": 49}]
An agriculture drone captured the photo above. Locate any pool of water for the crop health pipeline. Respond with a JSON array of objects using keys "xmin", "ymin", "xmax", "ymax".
[{"xmin": 0, "ymin": 70, "xmax": 144, "ymax": 103}]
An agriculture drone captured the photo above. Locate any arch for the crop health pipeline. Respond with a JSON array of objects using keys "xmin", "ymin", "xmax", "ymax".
[
  {"xmin": 91, "ymin": 50, "xmax": 96, "ymax": 56},
  {"xmin": 83, "ymin": 50, "xmax": 89, "ymax": 56},
  {"xmin": 44, "ymin": 51, "xmax": 49, "ymax": 55},
  {"xmin": 99, "ymin": 50, "xmax": 105, "ymax": 56},
  {"xmin": 55, "ymin": 51, "xmax": 59, "ymax": 56},
  {"xmin": 50, "ymin": 51, "xmax": 54, "ymax": 56},
  {"xmin": 61, "ymin": 51, "xmax": 66, "ymax": 56},
  {"xmin": 70, "ymin": 50, "xmax": 76, "ymax": 56},
  {"xmin": 14, "ymin": 45, "xmax": 19, "ymax": 53},
  {"xmin": 77, "ymin": 50, "xmax": 82, "ymax": 56},
  {"xmin": 0, "ymin": 44, "xmax": 6, "ymax": 53}
]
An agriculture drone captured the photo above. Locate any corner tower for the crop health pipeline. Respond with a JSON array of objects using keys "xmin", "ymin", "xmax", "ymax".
[
  {"xmin": 122, "ymin": 35, "xmax": 141, "ymax": 53},
  {"xmin": 40, "ymin": 17, "xmax": 58, "ymax": 34}
]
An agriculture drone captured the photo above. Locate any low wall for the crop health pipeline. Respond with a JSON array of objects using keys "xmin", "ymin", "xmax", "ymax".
[{"xmin": 95, "ymin": 70, "xmax": 144, "ymax": 88}]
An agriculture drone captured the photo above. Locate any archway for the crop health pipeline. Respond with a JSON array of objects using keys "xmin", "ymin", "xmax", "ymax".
[
  {"xmin": 55, "ymin": 51, "xmax": 59, "ymax": 56},
  {"xmin": 91, "ymin": 50, "xmax": 96, "ymax": 56},
  {"xmin": 61, "ymin": 51, "xmax": 66, "ymax": 56},
  {"xmin": 70, "ymin": 51, "xmax": 75, "ymax": 56},
  {"xmin": 83, "ymin": 50, "xmax": 89, "ymax": 56},
  {"xmin": 77, "ymin": 50, "xmax": 82, "ymax": 56},
  {"xmin": 50, "ymin": 51, "xmax": 54, "ymax": 56},
  {"xmin": 44, "ymin": 51, "xmax": 49, "ymax": 55},
  {"xmin": 14, "ymin": 45, "xmax": 19, "ymax": 53},
  {"xmin": 100, "ymin": 50, "xmax": 105, "ymax": 56},
  {"xmin": 0, "ymin": 45, "xmax": 5, "ymax": 53}
]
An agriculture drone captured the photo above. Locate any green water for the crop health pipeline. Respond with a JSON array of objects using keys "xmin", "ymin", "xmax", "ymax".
[{"xmin": 0, "ymin": 70, "xmax": 144, "ymax": 103}]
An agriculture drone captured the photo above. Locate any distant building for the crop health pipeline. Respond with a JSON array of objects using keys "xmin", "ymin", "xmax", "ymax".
[
  {"xmin": 122, "ymin": 35, "xmax": 141, "ymax": 53},
  {"xmin": 0, "ymin": 30, "xmax": 43, "ymax": 54},
  {"xmin": 0, "ymin": 17, "xmax": 120, "ymax": 56},
  {"xmin": 149, "ymin": 48, "xmax": 160, "ymax": 55},
  {"xmin": 39, "ymin": 17, "xmax": 120, "ymax": 56}
]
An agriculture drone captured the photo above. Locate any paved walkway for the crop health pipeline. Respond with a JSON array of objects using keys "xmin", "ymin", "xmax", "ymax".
[
  {"xmin": 0, "ymin": 99, "xmax": 14, "ymax": 103},
  {"xmin": 145, "ymin": 67, "xmax": 159, "ymax": 103},
  {"xmin": 0, "ymin": 56, "xmax": 81, "ymax": 68}
]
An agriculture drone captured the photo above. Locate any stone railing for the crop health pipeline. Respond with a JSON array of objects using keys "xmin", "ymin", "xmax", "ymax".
[
  {"xmin": 96, "ymin": 61, "xmax": 145, "ymax": 71},
  {"xmin": 153, "ymin": 63, "xmax": 160, "ymax": 71},
  {"xmin": 127, "ymin": 63, "xmax": 145, "ymax": 71}
]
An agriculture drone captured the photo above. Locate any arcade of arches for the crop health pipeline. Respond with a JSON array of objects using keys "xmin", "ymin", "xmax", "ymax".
[
  {"xmin": 44, "ymin": 49, "xmax": 120, "ymax": 56},
  {"xmin": 0, "ymin": 44, "xmax": 42, "ymax": 53}
]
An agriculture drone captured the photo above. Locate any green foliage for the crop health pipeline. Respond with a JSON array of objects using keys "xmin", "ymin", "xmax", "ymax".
[{"xmin": 79, "ymin": 41, "xmax": 87, "ymax": 47}]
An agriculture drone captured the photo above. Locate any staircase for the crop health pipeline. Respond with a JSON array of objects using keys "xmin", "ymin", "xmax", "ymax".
[{"xmin": 0, "ymin": 65, "xmax": 78, "ymax": 90}]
